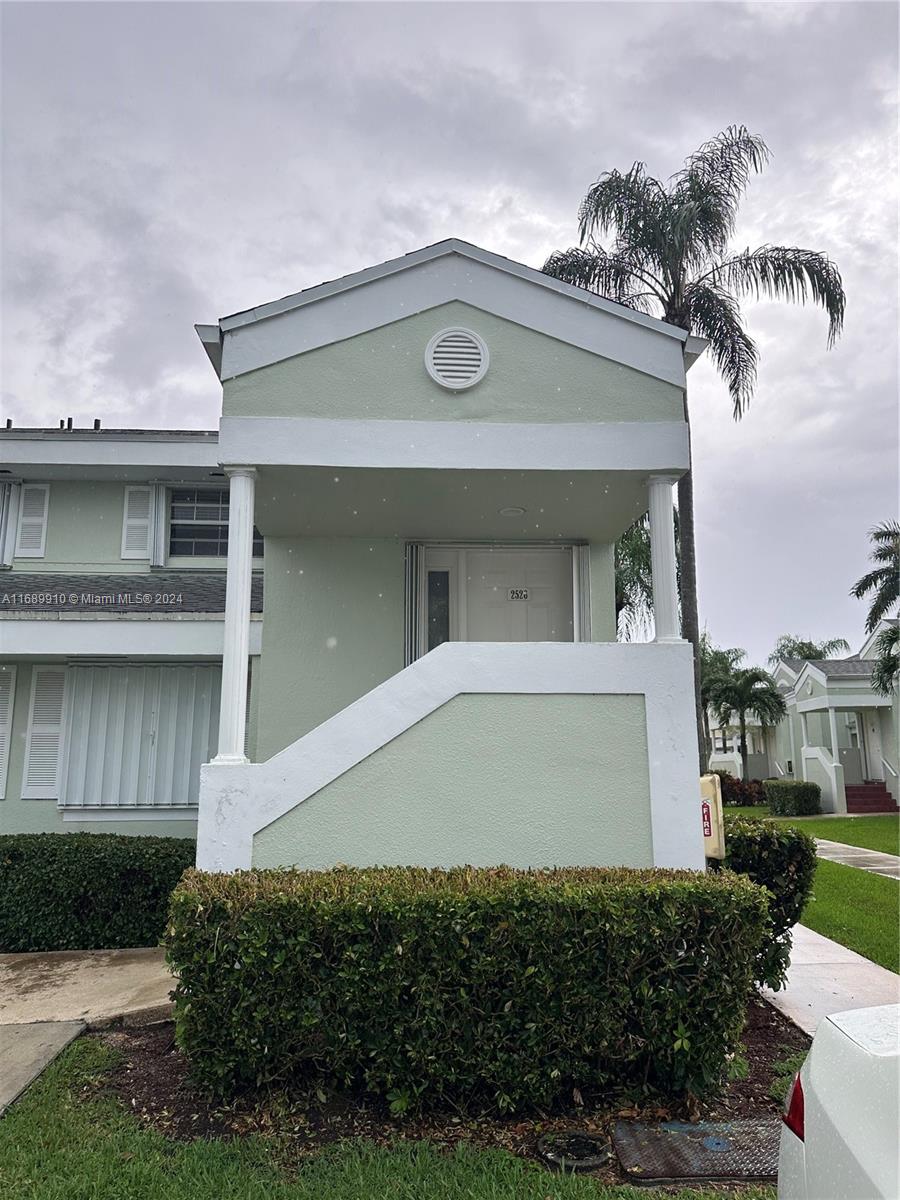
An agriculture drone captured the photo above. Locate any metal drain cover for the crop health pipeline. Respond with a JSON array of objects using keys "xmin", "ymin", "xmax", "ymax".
[
  {"xmin": 537, "ymin": 1130, "xmax": 612, "ymax": 1172},
  {"xmin": 612, "ymin": 1118, "xmax": 780, "ymax": 1184}
]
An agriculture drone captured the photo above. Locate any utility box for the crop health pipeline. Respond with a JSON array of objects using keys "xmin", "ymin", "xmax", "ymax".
[{"xmin": 700, "ymin": 773, "xmax": 726, "ymax": 860}]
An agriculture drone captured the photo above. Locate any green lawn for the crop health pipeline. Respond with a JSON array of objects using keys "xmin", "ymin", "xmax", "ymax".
[
  {"xmin": 775, "ymin": 814, "xmax": 898, "ymax": 856},
  {"xmin": 801, "ymin": 859, "xmax": 899, "ymax": 973},
  {"xmin": 726, "ymin": 809, "xmax": 899, "ymax": 856},
  {"xmin": 0, "ymin": 1040, "xmax": 775, "ymax": 1200}
]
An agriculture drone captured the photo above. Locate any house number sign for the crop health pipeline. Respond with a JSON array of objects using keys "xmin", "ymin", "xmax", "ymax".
[{"xmin": 507, "ymin": 588, "xmax": 529, "ymax": 600}]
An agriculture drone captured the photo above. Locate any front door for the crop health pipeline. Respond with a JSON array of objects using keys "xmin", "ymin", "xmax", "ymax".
[
  {"xmin": 421, "ymin": 546, "xmax": 575, "ymax": 654},
  {"xmin": 837, "ymin": 711, "xmax": 866, "ymax": 785}
]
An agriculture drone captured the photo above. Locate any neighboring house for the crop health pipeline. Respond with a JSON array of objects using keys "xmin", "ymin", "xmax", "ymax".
[
  {"xmin": 2, "ymin": 239, "xmax": 709, "ymax": 872},
  {"xmin": 0, "ymin": 430, "xmax": 264, "ymax": 837},
  {"xmin": 709, "ymin": 621, "xmax": 898, "ymax": 814},
  {"xmin": 707, "ymin": 716, "xmax": 773, "ymax": 783}
]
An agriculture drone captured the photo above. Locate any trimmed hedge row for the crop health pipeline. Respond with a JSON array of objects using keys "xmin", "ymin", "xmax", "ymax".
[
  {"xmin": 166, "ymin": 865, "xmax": 769, "ymax": 1112},
  {"xmin": 722, "ymin": 816, "xmax": 817, "ymax": 989},
  {"xmin": 763, "ymin": 779, "xmax": 821, "ymax": 816},
  {"xmin": 0, "ymin": 833, "xmax": 196, "ymax": 952}
]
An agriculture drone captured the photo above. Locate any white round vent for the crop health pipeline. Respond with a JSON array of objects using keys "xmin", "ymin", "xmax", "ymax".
[{"xmin": 425, "ymin": 327, "xmax": 489, "ymax": 390}]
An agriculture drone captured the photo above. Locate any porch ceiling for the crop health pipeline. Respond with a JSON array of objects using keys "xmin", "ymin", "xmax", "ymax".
[{"xmin": 253, "ymin": 466, "xmax": 653, "ymax": 541}]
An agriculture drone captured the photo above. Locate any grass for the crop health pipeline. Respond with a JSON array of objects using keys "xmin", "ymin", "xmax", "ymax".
[
  {"xmin": 0, "ymin": 1039, "xmax": 777, "ymax": 1200},
  {"xmin": 801, "ymin": 859, "xmax": 899, "ymax": 973},
  {"xmin": 768, "ymin": 1048, "xmax": 807, "ymax": 1105},
  {"xmin": 772, "ymin": 814, "xmax": 898, "ymax": 856},
  {"xmin": 726, "ymin": 809, "xmax": 898, "ymax": 856}
]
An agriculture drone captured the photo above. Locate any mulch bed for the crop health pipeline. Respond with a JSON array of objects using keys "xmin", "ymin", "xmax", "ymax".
[{"xmin": 90, "ymin": 994, "xmax": 809, "ymax": 1185}]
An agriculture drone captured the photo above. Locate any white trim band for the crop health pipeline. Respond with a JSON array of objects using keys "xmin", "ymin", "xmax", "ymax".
[{"xmin": 218, "ymin": 416, "xmax": 690, "ymax": 473}]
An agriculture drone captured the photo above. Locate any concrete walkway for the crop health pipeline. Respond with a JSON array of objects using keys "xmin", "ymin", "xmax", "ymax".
[
  {"xmin": 814, "ymin": 838, "xmax": 900, "ymax": 880},
  {"xmin": 763, "ymin": 924, "xmax": 900, "ymax": 1036},
  {"xmin": 0, "ymin": 947, "xmax": 173, "ymax": 1026},
  {"xmin": 0, "ymin": 1021, "xmax": 84, "ymax": 1115}
]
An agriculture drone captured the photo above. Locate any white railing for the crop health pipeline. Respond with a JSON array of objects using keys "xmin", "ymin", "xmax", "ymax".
[
  {"xmin": 881, "ymin": 757, "xmax": 898, "ymax": 779},
  {"xmin": 774, "ymin": 760, "xmax": 786, "ymax": 776},
  {"xmin": 801, "ymin": 745, "xmax": 846, "ymax": 813}
]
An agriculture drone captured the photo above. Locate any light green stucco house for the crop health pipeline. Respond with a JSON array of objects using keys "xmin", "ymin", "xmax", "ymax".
[
  {"xmin": 708, "ymin": 621, "xmax": 899, "ymax": 814},
  {"xmin": 2, "ymin": 240, "xmax": 709, "ymax": 871}
]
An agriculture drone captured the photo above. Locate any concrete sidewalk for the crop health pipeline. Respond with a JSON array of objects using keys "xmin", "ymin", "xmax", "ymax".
[
  {"xmin": 763, "ymin": 924, "xmax": 900, "ymax": 1036},
  {"xmin": 0, "ymin": 947, "xmax": 174, "ymax": 1026},
  {"xmin": 0, "ymin": 1021, "xmax": 84, "ymax": 1115},
  {"xmin": 814, "ymin": 838, "xmax": 900, "ymax": 880}
]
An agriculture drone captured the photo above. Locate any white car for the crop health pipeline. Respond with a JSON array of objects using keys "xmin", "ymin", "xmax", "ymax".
[{"xmin": 778, "ymin": 1004, "xmax": 899, "ymax": 1200}]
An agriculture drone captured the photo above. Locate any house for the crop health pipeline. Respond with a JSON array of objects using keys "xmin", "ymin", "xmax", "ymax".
[
  {"xmin": 2, "ymin": 239, "xmax": 708, "ymax": 871},
  {"xmin": 708, "ymin": 621, "xmax": 898, "ymax": 814}
]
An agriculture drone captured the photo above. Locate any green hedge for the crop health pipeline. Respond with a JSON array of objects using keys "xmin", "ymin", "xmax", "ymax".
[
  {"xmin": 0, "ymin": 833, "xmax": 196, "ymax": 952},
  {"xmin": 166, "ymin": 865, "xmax": 769, "ymax": 1113},
  {"xmin": 722, "ymin": 816, "xmax": 817, "ymax": 989},
  {"xmin": 763, "ymin": 779, "xmax": 821, "ymax": 816}
]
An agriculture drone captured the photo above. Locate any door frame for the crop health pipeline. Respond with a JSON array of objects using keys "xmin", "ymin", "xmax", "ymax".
[{"xmin": 404, "ymin": 541, "xmax": 591, "ymax": 664}]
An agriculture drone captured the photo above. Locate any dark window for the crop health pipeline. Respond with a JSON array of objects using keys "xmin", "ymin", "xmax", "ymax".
[
  {"xmin": 169, "ymin": 487, "xmax": 263, "ymax": 558},
  {"xmin": 427, "ymin": 570, "xmax": 450, "ymax": 651}
]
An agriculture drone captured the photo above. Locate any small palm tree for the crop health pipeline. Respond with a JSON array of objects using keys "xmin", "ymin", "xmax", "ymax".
[
  {"xmin": 851, "ymin": 521, "xmax": 900, "ymax": 695},
  {"xmin": 544, "ymin": 126, "xmax": 845, "ymax": 769},
  {"xmin": 699, "ymin": 632, "xmax": 746, "ymax": 763},
  {"xmin": 614, "ymin": 508, "xmax": 679, "ymax": 640},
  {"xmin": 768, "ymin": 633, "xmax": 851, "ymax": 666},
  {"xmin": 707, "ymin": 666, "xmax": 787, "ymax": 782}
]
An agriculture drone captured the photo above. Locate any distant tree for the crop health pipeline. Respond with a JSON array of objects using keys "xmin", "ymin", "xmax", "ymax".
[
  {"xmin": 767, "ymin": 633, "xmax": 851, "ymax": 666},
  {"xmin": 544, "ymin": 125, "xmax": 845, "ymax": 771},
  {"xmin": 698, "ymin": 632, "xmax": 746, "ymax": 763},
  {"xmin": 614, "ymin": 508, "xmax": 679, "ymax": 640},
  {"xmin": 707, "ymin": 666, "xmax": 786, "ymax": 782},
  {"xmin": 851, "ymin": 521, "xmax": 900, "ymax": 696}
]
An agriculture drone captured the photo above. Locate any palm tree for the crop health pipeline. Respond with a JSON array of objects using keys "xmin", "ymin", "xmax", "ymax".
[
  {"xmin": 698, "ymin": 632, "xmax": 745, "ymax": 764},
  {"xmin": 543, "ymin": 126, "xmax": 846, "ymax": 770},
  {"xmin": 767, "ymin": 633, "xmax": 851, "ymax": 666},
  {"xmin": 707, "ymin": 666, "xmax": 787, "ymax": 781},
  {"xmin": 851, "ymin": 521, "xmax": 900, "ymax": 695},
  {"xmin": 614, "ymin": 508, "xmax": 679, "ymax": 640}
]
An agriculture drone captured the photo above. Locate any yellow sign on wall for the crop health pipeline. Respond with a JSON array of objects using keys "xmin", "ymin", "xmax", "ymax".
[{"xmin": 700, "ymin": 773, "xmax": 726, "ymax": 860}]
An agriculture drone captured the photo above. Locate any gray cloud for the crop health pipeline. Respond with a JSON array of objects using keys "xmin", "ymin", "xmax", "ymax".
[{"xmin": 2, "ymin": 0, "xmax": 897, "ymax": 662}]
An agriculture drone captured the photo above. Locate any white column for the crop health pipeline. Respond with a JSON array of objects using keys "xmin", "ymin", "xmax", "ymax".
[
  {"xmin": 828, "ymin": 707, "xmax": 840, "ymax": 762},
  {"xmin": 213, "ymin": 467, "xmax": 256, "ymax": 763},
  {"xmin": 648, "ymin": 475, "xmax": 681, "ymax": 642}
]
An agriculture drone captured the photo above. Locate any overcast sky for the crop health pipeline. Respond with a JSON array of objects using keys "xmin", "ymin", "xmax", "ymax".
[{"xmin": 2, "ymin": 1, "xmax": 897, "ymax": 665}]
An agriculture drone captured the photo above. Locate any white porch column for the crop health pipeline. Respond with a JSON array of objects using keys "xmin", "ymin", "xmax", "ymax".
[
  {"xmin": 213, "ymin": 467, "xmax": 256, "ymax": 763},
  {"xmin": 828, "ymin": 707, "xmax": 840, "ymax": 762},
  {"xmin": 648, "ymin": 475, "xmax": 681, "ymax": 642}
]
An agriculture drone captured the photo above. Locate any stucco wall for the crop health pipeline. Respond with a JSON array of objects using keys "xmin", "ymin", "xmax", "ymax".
[
  {"xmin": 12, "ymin": 482, "xmax": 131, "ymax": 574},
  {"xmin": 875, "ymin": 704, "xmax": 899, "ymax": 801},
  {"xmin": 223, "ymin": 302, "xmax": 684, "ymax": 425},
  {"xmin": 255, "ymin": 537, "xmax": 405, "ymax": 759},
  {"xmin": 253, "ymin": 692, "xmax": 653, "ymax": 869}
]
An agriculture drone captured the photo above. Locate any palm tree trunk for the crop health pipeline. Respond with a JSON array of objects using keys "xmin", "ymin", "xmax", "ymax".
[
  {"xmin": 677, "ymin": 387, "xmax": 705, "ymax": 774},
  {"xmin": 739, "ymin": 712, "xmax": 749, "ymax": 781},
  {"xmin": 702, "ymin": 706, "xmax": 712, "ymax": 768}
]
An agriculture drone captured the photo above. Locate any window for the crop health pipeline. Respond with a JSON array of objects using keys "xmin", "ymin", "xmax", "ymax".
[{"xmin": 168, "ymin": 488, "xmax": 263, "ymax": 558}]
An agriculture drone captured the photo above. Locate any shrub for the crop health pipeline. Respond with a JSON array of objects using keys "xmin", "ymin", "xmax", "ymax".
[
  {"xmin": 721, "ymin": 816, "xmax": 817, "ymax": 989},
  {"xmin": 0, "ymin": 833, "xmax": 196, "ymax": 952},
  {"xmin": 712, "ymin": 770, "xmax": 766, "ymax": 806},
  {"xmin": 764, "ymin": 779, "xmax": 821, "ymax": 816},
  {"xmin": 166, "ymin": 865, "xmax": 769, "ymax": 1113}
]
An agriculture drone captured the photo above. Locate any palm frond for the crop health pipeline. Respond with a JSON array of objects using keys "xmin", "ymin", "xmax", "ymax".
[
  {"xmin": 542, "ymin": 246, "xmax": 658, "ymax": 312},
  {"xmin": 707, "ymin": 245, "xmax": 845, "ymax": 347},
  {"xmin": 670, "ymin": 126, "xmax": 769, "ymax": 259},
  {"xmin": 871, "ymin": 625, "xmax": 899, "ymax": 697},
  {"xmin": 576, "ymin": 164, "xmax": 671, "ymax": 274},
  {"xmin": 683, "ymin": 282, "xmax": 758, "ymax": 416},
  {"xmin": 851, "ymin": 521, "xmax": 899, "ymax": 632}
]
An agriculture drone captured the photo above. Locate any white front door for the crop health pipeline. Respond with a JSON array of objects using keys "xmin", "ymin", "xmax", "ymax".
[{"xmin": 421, "ymin": 546, "xmax": 575, "ymax": 653}]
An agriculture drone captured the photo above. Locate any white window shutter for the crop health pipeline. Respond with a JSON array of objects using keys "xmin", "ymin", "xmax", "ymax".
[
  {"xmin": 22, "ymin": 667, "xmax": 67, "ymax": 799},
  {"xmin": 121, "ymin": 486, "xmax": 154, "ymax": 559},
  {"xmin": 0, "ymin": 666, "xmax": 15, "ymax": 799},
  {"xmin": 15, "ymin": 484, "xmax": 49, "ymax": 558},
  {"xmin": 0, "ymin": 483, "xmax": 21, "ymax": 567}
]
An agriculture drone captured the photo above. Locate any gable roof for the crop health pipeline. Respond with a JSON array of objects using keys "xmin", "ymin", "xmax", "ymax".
[{"xmin": 197, "ymin": 239, "xmax": 707, "ymax": 384}]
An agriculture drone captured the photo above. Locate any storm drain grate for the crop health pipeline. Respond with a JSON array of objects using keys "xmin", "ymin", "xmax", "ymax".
[{"xmin": 612, "ymin": 1118, "xmax": 781, "ymax": 1184}]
